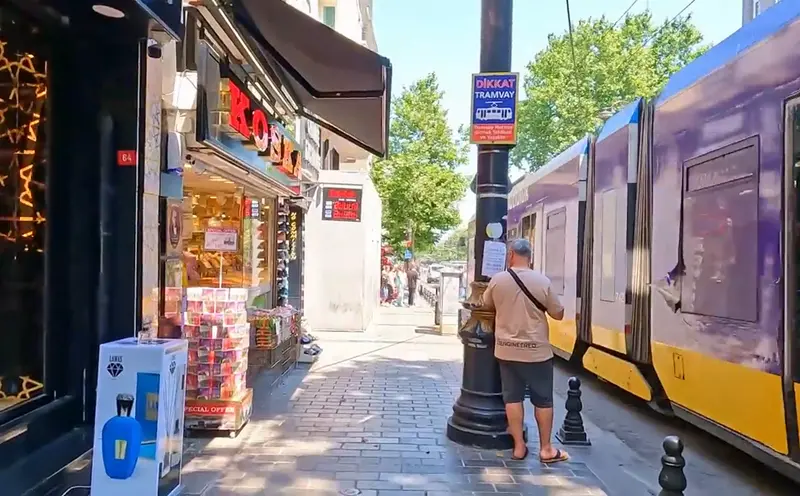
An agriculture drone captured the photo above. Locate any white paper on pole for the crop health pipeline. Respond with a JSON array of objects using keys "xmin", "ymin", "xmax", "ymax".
[{"xmin": 481, "ymin": 240, "xmax": 507, "ymax": 277}]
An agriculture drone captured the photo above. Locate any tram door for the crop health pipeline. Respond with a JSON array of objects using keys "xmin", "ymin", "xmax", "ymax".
[{"xmin": 783, "ymin": 98, "xmax": 800, "ymax": 460}]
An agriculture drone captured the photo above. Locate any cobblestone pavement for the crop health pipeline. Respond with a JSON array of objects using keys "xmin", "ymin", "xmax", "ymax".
[{"xmin": 180, "ymin": 306, "xmax": 637, "ymax": 496}]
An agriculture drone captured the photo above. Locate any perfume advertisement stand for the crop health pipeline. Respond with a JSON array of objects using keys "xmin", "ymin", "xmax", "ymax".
[
  {"xmin": 91, "ymin": 337, "xmax": 189, "ymax": 496},
  {"xmin": 183, "ymin": 287, "xmax": 252, "ymax": 438}
]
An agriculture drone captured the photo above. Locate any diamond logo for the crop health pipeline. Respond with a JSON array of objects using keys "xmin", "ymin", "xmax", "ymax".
[
  {"xmin": 107, "ymin": 362, "xmax": 124, "ymax": 378},
  {"xmin": 169, "ymin": 360, "xmax": 176, "ymax": 374}
]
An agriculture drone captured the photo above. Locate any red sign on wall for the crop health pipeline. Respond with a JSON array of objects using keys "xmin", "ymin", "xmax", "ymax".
[
  {"xmin": 322, "ymin": 187, "xmax": 362, "ymax": 222},
  {"xmin": 117, "ymin": 150, "xmax": 136, "ymax": 166},
  {"xmin": 227, "ymin": 80, "xmax": 302, "ymax": 180}
]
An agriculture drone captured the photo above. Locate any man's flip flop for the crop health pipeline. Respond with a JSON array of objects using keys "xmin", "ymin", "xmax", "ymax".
[
  {"xmin": 540, "ymin": 449, "xmax": 569, "ymax": 464},
  {"xmin": 511, "ymin": 447, "xmax": 529, "ymax": 461}
]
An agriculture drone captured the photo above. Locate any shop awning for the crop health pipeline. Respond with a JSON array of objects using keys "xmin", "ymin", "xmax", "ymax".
[{"xmin": 232, "ymin": 0, "xmax": 392, "ymax": 158}]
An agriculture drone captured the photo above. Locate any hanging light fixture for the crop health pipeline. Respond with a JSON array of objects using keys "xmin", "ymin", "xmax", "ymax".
[{"xmin": 91, "ymin": 4, "xmax": 126, "ymax": 18}]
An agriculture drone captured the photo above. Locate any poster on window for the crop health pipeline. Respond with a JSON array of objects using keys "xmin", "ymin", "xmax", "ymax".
[
  {"xmin": 204, "ymin": 228, "xmax": 238, "ymax": 252},
  {"xmin": 321, "ymin": 187, "xmax": 362, "ymax": 222}
]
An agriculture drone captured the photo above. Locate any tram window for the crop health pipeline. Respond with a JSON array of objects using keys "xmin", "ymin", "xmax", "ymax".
[
  {"xmin": 528, "ymin": 213, "xmax": 537, "ymax": 268},
  {"xmin": 599, "ymin": 189, "xmax": 617, "ymax": 302},
  {"xmin": 680, "ymin": 138, "xmax": 759, "ymax": 322},
  {"xmin": 521, "ymin": 215, "xmax": 531, "ymax": 241},
  {"xmin": 545, "ymin": 209, "xmax": 566, "ymax": 295}
]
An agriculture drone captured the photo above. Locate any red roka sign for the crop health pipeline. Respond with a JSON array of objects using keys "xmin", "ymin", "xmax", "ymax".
[{"xmin": 227, "ymin": 80, "xmax": 301, "ymax": 180}]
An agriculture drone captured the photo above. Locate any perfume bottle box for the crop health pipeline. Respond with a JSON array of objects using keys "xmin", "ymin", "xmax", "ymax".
[{"xmin": 91, "ymin": 337, "xmax": 188, "ymax": 496}]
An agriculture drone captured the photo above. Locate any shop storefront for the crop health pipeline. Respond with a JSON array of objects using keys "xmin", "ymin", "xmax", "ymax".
[
  {"xmin": 157, "ymin": 9, "xmax": 309, "ymax": 434},
  {"xmin": 0, "ymin": 0, "xmax": 391, "ymax": 490},
  {"xmin": 0, "ymin": 0, "xmax": 180, "ymax": 493}
]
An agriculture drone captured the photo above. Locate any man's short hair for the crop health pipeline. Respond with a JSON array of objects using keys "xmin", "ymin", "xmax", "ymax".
[{"xmin": 509, "ymin": 238, "xmax": 532, "ymax": 258}]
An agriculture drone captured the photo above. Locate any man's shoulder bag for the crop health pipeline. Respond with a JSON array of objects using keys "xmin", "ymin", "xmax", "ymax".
[{"xmin": 507, "ymin": 268, "xmax": 548, "ymax": 313}]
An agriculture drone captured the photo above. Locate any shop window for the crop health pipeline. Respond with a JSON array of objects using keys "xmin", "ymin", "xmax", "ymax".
[
  {"xmin": 0, "ymin": 11, "xmax": 49, "ymax": 413},
  {"xmin": 545, "ymin": 209, "xmax": 566, "ymax": 295},
  {"xmin": 181, "ymin": 168, "xmax": 276, "ymax": 309},
  {"xmin": 322, "ymin": 6, "xmax": 336, "ymax": 28},
  {"xmin": 330, "ymin": 148, "xmax": 340, "ymax": 170},
  {"xmin": 599, "ymin": 189, "xmax": 617, "ymax": 302},
  {"xmin": 680, "ymin": 138, "xmax": 759, "ymax": 322}
]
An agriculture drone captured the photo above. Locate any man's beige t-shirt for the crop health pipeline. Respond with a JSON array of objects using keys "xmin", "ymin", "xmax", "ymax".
[{"xmin": 482, "ymin": 268, "xmax": 564, "ymax": 363}]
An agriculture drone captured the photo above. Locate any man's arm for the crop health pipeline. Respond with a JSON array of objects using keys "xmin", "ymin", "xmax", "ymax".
[
  {"xmin": 480, "ymin": 277, "xmax": 497, "ymax": 311},
  {"xmin": 545, "ymin": 284, "xmax": 565, "ymax": 320}
]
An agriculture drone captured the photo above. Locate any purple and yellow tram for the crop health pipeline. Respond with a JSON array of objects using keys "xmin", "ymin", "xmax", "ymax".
[{"xmin": 500, "ymin": 2, "xmax": 800, "ymax": 479}]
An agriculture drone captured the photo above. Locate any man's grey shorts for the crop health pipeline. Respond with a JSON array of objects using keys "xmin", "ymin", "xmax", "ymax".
[{"xmin": 497, "ymin": 358, "xmax": 554, "ymax": 408}]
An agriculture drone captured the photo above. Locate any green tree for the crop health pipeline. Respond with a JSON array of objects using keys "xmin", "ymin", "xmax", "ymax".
[
  {"xmin": 371, "ymin": 73, "xmax": 469, "ymax": 252},
  {"xmin": 512, "ymin": 12, "xmax": 708, "ymax": 170},
  {"xmin": 419, "ymin": 225, "xmax": 469, "ymax": 261}
]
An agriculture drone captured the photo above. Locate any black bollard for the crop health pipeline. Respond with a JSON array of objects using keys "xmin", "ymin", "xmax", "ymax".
[
  {"xmin": 555, "ymin": 377, "xmax": 591, "ymax": 446},
  {"xmin": 658, "ymin": 436, "xmax": 687, "ymax": 496}
]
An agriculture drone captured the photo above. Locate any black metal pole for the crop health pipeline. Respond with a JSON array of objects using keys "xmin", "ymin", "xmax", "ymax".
[{"xmin": 447, "ymin": 0, "xmax": 515, "ymax": 450}]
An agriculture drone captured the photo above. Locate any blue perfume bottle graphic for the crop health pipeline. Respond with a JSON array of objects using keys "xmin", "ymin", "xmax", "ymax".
[
  {"xmin": 136, "ymin": 372, "xmax": 160, "ymax": 459},
  {"xmin": 101, "ymin": 394, "xmax": 142, "ymax": 480}
]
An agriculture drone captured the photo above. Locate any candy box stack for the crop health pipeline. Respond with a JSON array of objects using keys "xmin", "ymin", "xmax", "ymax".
[{"xmin": 183, "ymin": 287, "xmax": 250, "ymax": 404}]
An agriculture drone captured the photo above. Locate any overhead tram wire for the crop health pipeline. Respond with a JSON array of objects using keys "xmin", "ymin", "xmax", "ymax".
[
  {"xmin": 642, "ymin": 0, "xmax": 699, "ymax": 46},
  {"xmin": 613, "ymin": 0, "xmax": 640, "ymax": 28},
  {"xmin": 564, "ymin": 0, "xmax": 580, "ymax": 94}
]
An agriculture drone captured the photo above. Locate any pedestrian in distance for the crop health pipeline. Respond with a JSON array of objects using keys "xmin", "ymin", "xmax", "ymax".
[
  {"xmin": 481, "ymin": 238, "xmax": 569, "ymax": 463},
  {"xmin": 381, "ymin": 264, "xmax": 392, "ymax": 304},
  {"xmin": 406, "ymin": 262, "xmax": 419, "ymax": 306},
  {"xmin": 394, "ymin": 264, "xmax": 407, "ymax": 307}
]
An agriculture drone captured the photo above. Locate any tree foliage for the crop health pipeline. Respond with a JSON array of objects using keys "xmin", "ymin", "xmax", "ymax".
[
  {"xmin": 512, "ymin": 12, "xmax": 709, "ymax": 170},
  {"xmin": 371, "ymin": 73, "xmax": 469, "ymax": 252},
  {"xmin": 419, "ymin": 225, "xmax": 469, "ymax": 262}
]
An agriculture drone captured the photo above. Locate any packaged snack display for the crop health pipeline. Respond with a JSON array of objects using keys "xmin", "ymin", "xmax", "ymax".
[
  {"xmin": 183, "ymin": 287, "xmax": 252, "ymax": 435},
  {"xmin": 250, "ymin": 306, "xmax": 300, "ymax": 350}
]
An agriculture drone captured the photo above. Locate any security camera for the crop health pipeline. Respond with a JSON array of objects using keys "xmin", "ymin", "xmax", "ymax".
[{"xmin": 147, "ymin": 44, "xmax": 162, "ymax": 59}]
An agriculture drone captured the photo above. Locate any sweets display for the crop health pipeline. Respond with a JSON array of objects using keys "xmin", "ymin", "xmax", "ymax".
[
  {"xmin": 183, "ymin": 288, "xmax": 250, "ymax": 403},
  {"xmin": 250, "ymin": 305, "xmax": 299, "ymax": 350}
]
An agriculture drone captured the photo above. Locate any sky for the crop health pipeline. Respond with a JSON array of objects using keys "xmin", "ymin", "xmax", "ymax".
[{"xmin": 372, "ymin": 0, "xmax": 742, "ymax": 228}]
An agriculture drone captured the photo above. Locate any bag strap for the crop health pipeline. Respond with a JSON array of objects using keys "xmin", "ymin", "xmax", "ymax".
[{"xmin": 507, "ymin": 268, "xmax": 548, "ymax": 313}]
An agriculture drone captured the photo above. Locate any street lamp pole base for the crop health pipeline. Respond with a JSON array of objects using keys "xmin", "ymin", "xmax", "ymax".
[
  {"xmin": 446, "ymin": 415, "xmax": 516, "ymax": 451},
  {"xmin": 446, "ymin": 282, "xmax": 526, "ymax": 451}
]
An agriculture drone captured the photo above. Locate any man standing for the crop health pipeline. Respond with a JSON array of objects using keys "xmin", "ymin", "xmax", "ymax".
[
  {"xmin": 406, "ymin": 263, "xmax": 419, "ymax": 306},
  {"xmin": 482, "ymin": 238, "xmax": 568, "ymax": 462}
]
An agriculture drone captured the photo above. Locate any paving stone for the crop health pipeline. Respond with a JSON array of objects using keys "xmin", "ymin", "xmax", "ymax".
[{"xmin": 175, "ymin": 307, "xmax": 612, "ymax": 496}]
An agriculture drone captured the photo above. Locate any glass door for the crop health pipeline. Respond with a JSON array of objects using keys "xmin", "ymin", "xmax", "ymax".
[{"xmin": 783, "ymin": 97, "xmax": 800, "ymax": 459}]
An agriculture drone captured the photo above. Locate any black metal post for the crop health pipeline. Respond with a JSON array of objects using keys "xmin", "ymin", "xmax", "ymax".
[{"xmin": 447, "ymin": 0, "xmax": 515, "ymax": 449}]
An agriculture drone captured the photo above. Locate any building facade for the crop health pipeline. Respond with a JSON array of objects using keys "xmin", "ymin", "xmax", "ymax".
[
  {"xmin": 0, "ymin": 1, "xmax": 183, "ymax": 493},
  {"xmin": 743, "ymin": 0, "xmax": 779, "ymax": 24},
  {"xmin": 300, "ymin": 0, "xmax": 387, "ymax": 332}
]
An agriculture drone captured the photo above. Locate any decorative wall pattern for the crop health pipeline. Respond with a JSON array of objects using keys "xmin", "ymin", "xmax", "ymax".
[{"xmin": 0, "ymin": 33, "xmax": 47, "ymax": 409}]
